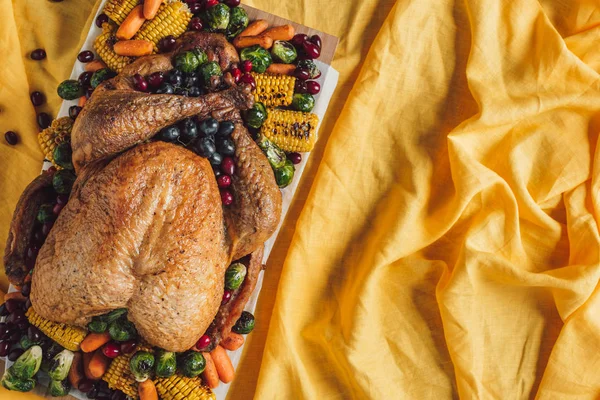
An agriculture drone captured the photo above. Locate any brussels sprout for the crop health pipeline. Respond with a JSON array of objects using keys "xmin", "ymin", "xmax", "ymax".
[
  {"xmin": 52, "ymin": 169, "xmax": 76, "ymax": 194},
  {"xmin": 226, "ymin": 6, "xmax": 249, "ymax": 39},
  {"xmin": 129, "ymin": 351, "xmax": 155, "ymax": 382},
  {"xmin": 104, "ymin": 308, "xmax": 128, "ymax": 324},
  {"xmin": 296, "ymin": 59, "xmax": 321, "ymax": 79},
  {"xmin": 271, "ymin": 41, "xmax": 297, "ymax": 64},
  {"xmin": 87, "ymin": 318, "xmax": 108, "ymax": 333},
  {"xmin": 225, "ymin": 263, "xmax": 247, "ymax": 290},
  {"xmin": 1, "ymin": 370, "xmax": 35, "ymax": 392},
  {"xmin": 240, "ymin": 45, "xmax": 272, "ymax": 73},
  {"xmin": 198, "ymin": 62, "xmax": 222, "ymax": 85},
  {"xmin": 37, "ymin": 204, "xmax": 55, "ymax": 223},
  {"xmin": 255, "ymin": 134, "xmax": 286, "ymax": 169},
  {"xmin": 174, "ymin": 51, "xmax": 200, "ymax": 73},
  {"xmin": 47, "ymin": 379, "xmax": 70, "ymax": 397},
  {"xmin": 19, "ymin": 335, "xmax": 41, "ymax": 351},
  {"xmin": 109, "ymin": 317, "xmax": 137, "ymax": 342},
  {"xmin": 48, "ymin": 350, "xmax": 74, "ymax": 381},
  {"xmin": 91, "ymin": 68, "xmax": 116, "ymax": 89},
  {"xmin": 178, "ymin": 351, "xmax": 206, "ymax": 378},
  {"xmin": 292, "ymin": 93, "xmax": 315, "ymax": 112},
  {"xmin": 41, "ymin": 342, "xmax": 64, "ymax": 373},
  {"xmin": 192, "ymin": 48, "xmax": 208, "ymax": 65},
  {"xmin": 154, "ymin": 350, "xmax": 176, "ymax": 378},
  {"xmin": 10, "ymin": 345, "xmax": 42, "ymax": 380},
  {"xmin": 52, "ymin": 142, "xmax": 73, "ymax": 170},
  {"xmin": 57, "ymin": 80, "xmax": 84, "ymax": 100},
  {"xmin": 275, "ymin": 159, "xmax": 295, "ymax": 188},
  {"xmin": 202, "ymin": 3, "xmax": 230, "ymax": 31},
  {"xmin": 244, "ymin": 102, "xmax": 267, "ymax": 129},
  {"xmin": 232, "ymin": 311, "xmax": 255, "ymax": 334}
]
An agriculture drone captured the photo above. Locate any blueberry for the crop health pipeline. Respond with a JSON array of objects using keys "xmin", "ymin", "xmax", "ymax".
[
  {"xmin": 188, "ymin": 86, "xmax": 203, "ymax": 97},
  {"xmin": 167, "ymin": 70, "xmax": 183, "ymax": 85},
  {"xmin": 156, "ymin": 83, "xmax": 174, "ymax": 94},
  {"xmin": 209, "ymin": 152, "xmax": 223, "ymax": 166},
  {"xmin": 217, "ymin": 137, "xmax": 235, "ymax": 156},
  {"xmin": 217, "ymin": 121, "xmax": 235, "ymax": 137},
  {"xmin": 179, "ymin": 118, "xmax": 198, "ymax": 144},
  {"xmin": 195, "ymin": 137, "xmax": 216, "ymax": 157},
  {"xmin": 198, "ymin": 118, "xmax": 219, "ymax": 137},
  {"xmin": 157, "ymin": 125, "xmax": 180, "ymax": 142},
  {"xmin": 184, "ymin": 74, "xmax": 199, "ymax": 87}
]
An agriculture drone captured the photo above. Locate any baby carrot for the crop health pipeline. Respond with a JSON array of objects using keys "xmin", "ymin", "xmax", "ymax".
[
  {"xmin": 113, "ymin": 40, "xmax": 154, "ymax": 57},
  {"xmin": 85, "ymin": 349, "xmax": 110, "ymax": 380},
  {"xmin": 266, "ymin": 63, "xmax": 296, "ymax": 75},
  {"xmin": 116, "ymin": 5, "xmax": 146, "ymax": 40},
  {"xmin": 261, "ymin": 24, "xmax": 295, "ymax": 41},
  {"xmin": 143, "ymin": 0, "xmax": 162, "ymax": 19},
  {"xmin": 80, "ymin": 331, "xmax": 111, "ymax": 353},
  {"xmin": 233, "ymin": 35, "xmax": 273, "ymax": 49},
  {"xmin": 238, "ymin": 20, "xmax": 268, "ymax": 37},
  {"xmin": 220, "ymin": 332, "xmax": 244, "ymax": 351},
  {"xmin": 210, "ymin": 345, "xmax": 234, "ymax": 384},
  {"xmin": 84, "ymin": 59, "xmax": 107, "ymax": 72},
  {"xmin": 138, "ymin": 379, "xmax": 158, "ymax": 400},
  {"xmin": 201, "ymin": 352, "xmax": 220, "ymax": 389}
]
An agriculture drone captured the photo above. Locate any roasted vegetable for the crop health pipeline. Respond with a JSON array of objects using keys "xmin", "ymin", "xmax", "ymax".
[
  {"xmin": 271, "ymin": 41, "xmax": 297, "ymax": 64},
  {"xmin": 52, "ymin": 142, "xmax": 73, "ymax": 170},
  {"xmin": 1, "ymin": 369, "xmax": 35, "ymax": 392},
  {"xmin": 244, "ymin": 101, "xmax": 267, "ymax": 129},
  {"xmin": 255, "ymin": 134, "xmax": 286, "ymax": 169},
  {"xmin": 134, "ymin": 1, "xmax": 192, "ymax": 53},
  {"xmin": 232, "ymin": 311, "xmax": 255, "ymax": 334},
  {"xmin": 297, "ymin": 59, "xmax": 321, "ymax": 79},
  {"xmin": 10, "ymin": 345, "xmax": 42, "ymax": 380},
  {"xmin": 91, "ymin": 68, "xmax": 116, "ymax": 89},
  {"xmin": 94, "ymin": 22, "xmax": 133, "ymax": 72},
  {"xmin": 129, "ymin": 351, "xmax": 155, "ymax": 382},
  {"xmin": 57, "ymin": 80, "xmax": 84, "ymax": 100},
  {"xmin": 102, "ymin": 345, "xmax": 153, "ymax": 397},
  {"xmin": 37, "ymin": 204, "xmax": 55, "ymax": 224},
  {"xmin": 252, "ymin": 72, "xmax": 296, "ymax": 107},
  {"xmin": 104, "ymin": 308, "xmax": 128, "ymax": 324},
  {"xmin": 225, "ymin": 263, "xmax": 247, "ymax": 290},
  {"xmin": 19, "ymin": 335, "xmax": 41, "ymax": 351},
  {"xmin": 174, "ymin": 51, "xmax": 200, "ymax": 73},
  {"xmin": 52, "ymin": 169, "xmax": 76, "ymax": 195},
  {"xmin": 108, "ymin": 317, "xmax": 137, "ymax": 342},
  {"xmin": 41, "ymin": 342, "xmax": 64, "ymax": 373},
  {"xmin": 178, "ymin": 351, "xmax": 206, "ymax": 378},
  {"xmin": 275, "ymin": 159, "xmax": 295, "ymax": 188},
  {"xmin": 292, "ymin": 93, "xmax": 315, "ymax": 112},
  {"xmin": 226, "ymin": 6, "xmax": 249, "ymax": 39},
  {"xmin": 103, "ymin": 0, "xmax": 140, "ymax": 24},
  {"xmin": 48, "ymin": 350, "xmax": 74, "ymax": 381},
  {"xmin": 47, "ymin": 379, "xmax": 70, "ymax": 397},
  {"xmin": 202, "ymin": 3, "xmax": 230, "ymax": 31},
  {"xmin": 192, "ymin": 48, "xmax": 208, "ymax": 65},
  {"xmin": 26, "ymin": 308, "xmax": 86, "ymax": 352},
  {"xmin": 154, "ymin": 374, "xmax": 215, "ymax": 400},
  {"xmin": 240, "ymin": 45, "xmax": 272, "ymax": 73},
  {"xmin": 154, "ymin": 350, "xmax": 176, "ymax": 378},
  {"xmin": 38, "ymin": 117, "xmax": 73, "ymax": 166},
  {"xmin": 87, "ymin": 319, "xmax": 108, "ymax": 333},
  {"xmin": 198, "ymin": 61, "xmax": 222, "ymax": 84},
  {"xmin": 260, "ymin": 108, "xmax": 319, "ymax": 152}
]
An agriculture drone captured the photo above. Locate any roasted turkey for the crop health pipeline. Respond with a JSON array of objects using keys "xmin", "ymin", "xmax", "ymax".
[{"xmin": 5, "ymin": 32, "xmax": 282, "ymax": 352}]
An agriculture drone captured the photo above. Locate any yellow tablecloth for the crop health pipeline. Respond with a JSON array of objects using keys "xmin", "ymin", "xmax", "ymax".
[{"xmin": 2, "ymin": 0, "xmax": 600, "ymax": 398}]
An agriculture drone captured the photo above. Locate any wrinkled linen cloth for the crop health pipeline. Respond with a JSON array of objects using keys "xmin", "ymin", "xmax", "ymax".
[{"xmin": 2, "ymin": 0, "xmax": 600, "ymax": 399}]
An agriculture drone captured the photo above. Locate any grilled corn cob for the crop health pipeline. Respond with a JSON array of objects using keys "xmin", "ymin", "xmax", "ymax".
[
  {"xmin": 94, "ymin": 22, "xmax": 133, "ymax": 72},
  {"xmin": 134, "ymin": 1, "xmax": 192, "ymax": 53},
  {"xmin": 38, "ymin": 116, "xmax": 73, "ymax": 166},
  {"xmin": 103, "ymin": 343, "xmax": 153, "ymax": 398},
  {"xmin": 26, "ymin": 308, "xmax": 87, "ymax": 352},
  {"xmin": 252, "ymin": 73, "xmax": 296, "ymax": 107},
  {"xmin": 103, "ymin": 0, "xmax": 140, "ymax": 25},
  {"xmin": 154, "ymin": 375, "xmax": 216, "ymax": 400},
  {"xmin": 260, "ymin": 109, "xmax": 319, "ymax": 152}
]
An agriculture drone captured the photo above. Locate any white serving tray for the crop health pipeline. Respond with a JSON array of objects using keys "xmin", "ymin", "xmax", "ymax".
[{"xmin": 2, "ymin": 2, "xmax": 338, "ymax": 399}]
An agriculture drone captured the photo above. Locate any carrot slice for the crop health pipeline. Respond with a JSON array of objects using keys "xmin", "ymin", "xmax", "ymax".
[{"xmin": 80, "ymin": 332, "xmax": 111, "ymax": 353}]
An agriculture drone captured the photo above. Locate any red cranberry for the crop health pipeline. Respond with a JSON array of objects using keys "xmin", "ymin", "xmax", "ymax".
[
  {"xmin": 196, "ymin": 334, "xmax": 211, "ymax": 349},
  {"xmin": 21, "ymin": 283, "xmax": 31, "ymax": 297},
  {"xmin": 79, "ymin": 71, "xmax": 94, "ymax": 87},
  {"xmin": 189, "ymin": 17, "xmax": 203, "ymax": 31},
  {"xmin": 96, "ymin": 13, "xmax": 109, "ymax": 28},
  {"xmin": 291, "ymin": 34, "xmax": 308, "ymax": 47},
  {"xmin": 231, "ymin": 68, "xmax": 242, "ymax": 83},
  {"xmin": 188, "ymin": 2, "xmax": 202, "ymax": 13},
  {"xmin": 52, "ymin": 203, "xmax": 64, "ymax": 215},
  {"xmin": 205, "ymin": 0, "xmax": 219, "ymax": 8},
  {"xmin": 310, "ymin": 34, "xmax": 322, "ymax": 49},
  {"xmin": 119, "ymin": 340, "xmax": 137, "ymax": 354},
  {"xmin": 302, "ymin": 41, "xmax": 321, "ymax": 59},
  {"xmin": 4, "ymin": 131, "xmax": 18, "ymax": 145},
  {"xmin": 102, "ymin": 342, "xmax": 121, "ymax": 358},
  {"xmin": 288, "ymin": 152, "xmax": 302, "ymax": 164},
  {"xmin": 5, "ymin": 300, "xmax": 21, "ymax": 314},
  {"xmin": 30, "ymin": 49, "xmax": 46, "ymax": 60},
  {"xmin": 158, "ymin": 35, "xmax": 177, "ymax": 53},
  {"xmin": 37, "ymin": 112, "xmax": 52, "ymax": 129},
  {"xmin": 147, "ymin": 72, "xmax": 165, "ymax": 89},
  {"xmin": 306, "ymin": 80, "xmax": 321, "ymax": 95},
  {"xmin": 221, "ymin": 156, "xmax": 235, "ymax": 176},
  {"xmin": 132, "ymin": 74, "xmax": 149, "ymax": 92},
  {"xmin": 220, "ymin": 190, "xmax": 234, "ymax": 206},
  {"xmin": 46, "ymin": 166, "xmax": 57, "ymax": 174},
  {"xmin": 241, "ymin": 60, "xmax": 253, "ymax": 73},
  {"xmin": 295, "ymin": 80, "xmax": 307, "ymax": 94},
  {"xmin": 294, "ymin": 68, "xmax": 310, "ymax": 80},
  {"xmin": 30, "ymin": 91, "xmax": 45, "ymax": 106},
  {"xmin": 217, "ymin": 174, "xmax": 231, "ymax": 188},
  {"xmin": 240, "ymin": 73, "xmax": 255, "ymax": 90},
  {"xmin": 223, "ymin": 0, "xmax": 240, "ymax": 6},
  {"xmin": 221, "ymin": 289, "xmax": 232, "ymax": 304},
  {"xmin": 69, "ymin": 105, "xmax": 82, "ymax": 119},
  {"xmin": 42, "ymin": 221, "xmax": 54, "ymax": 236},
  {"xmin": 77, "ymin": 50, "xmax": 94, "ymax": 63}
]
